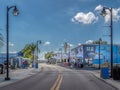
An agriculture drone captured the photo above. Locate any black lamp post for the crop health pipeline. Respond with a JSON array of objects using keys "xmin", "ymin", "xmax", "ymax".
[
  {"xmin": 59, "ymin": 48, "xmax": 62, "ymax": 63},
  {"xmin": 64, "ymin": 42, "xmax": 68, "ymax": 62},
  {"xmin": 5, "ymin": 6, "xmax": 19, "ymax": 80},
  {"xmin": 99, "ymin": 38, "xmax": 102, "ymax": 69},
  {"xmin": 101, "ymin": 7, "xmax": 113, "ymax": 78},
  {"xmin": 64, "ymin": 42, "xmax": 68, "ymax": 54},
  {"xmin": 68, "ymin": 44, "xmax": 71, "ymax": 63}
]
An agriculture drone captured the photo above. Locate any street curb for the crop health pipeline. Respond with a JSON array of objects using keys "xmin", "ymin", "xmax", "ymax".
[{"xmin": 90, "ymin": 72, "xmax": 120, "ymax": 90}]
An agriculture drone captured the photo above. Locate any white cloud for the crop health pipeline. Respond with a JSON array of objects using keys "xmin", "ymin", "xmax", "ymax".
[
  {"xmin": 9, "ymin": 42, "xmax": 14, "ymax": 47},
  {"xmin": 69, "ymin": 44, "xmax": 73, "ymax": 47},
  {"xmin": 85, "ymin": 40, "xmax": 93, "ymax": 44},
  {"xmin": 95, "ymin": 5, "xmax": 120, "ymax": 23},
  {"xmin": 72, "ymin": 12, "xmax": 98, "ymax": 24},
  {"xmin": 78, "ymin": 43, "xmax": 81, "ymax": 46},
  {"xmin": 95, "ymin": 5, "xmax": 103, "ymax": 11},
  {"xmin": 44, "ymin": 41, "xmax": 51, "ymax": 45},
  {"xmin": 112, "ymin": 8, "xmax": 120, "ymax": 21},
  {"xmin": 39, "ymin": 51, "xmax": 47, "ymax": 60}
]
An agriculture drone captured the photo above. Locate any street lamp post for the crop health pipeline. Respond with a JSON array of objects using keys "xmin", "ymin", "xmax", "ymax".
[
  {"xmin": 99, "ymin": 38, "xmax": 102, "ymax": 69},
  {"xmin": 68, "ymin": 44, "xmax": 71, "ymax": 63},
  {"xmin": 64, "ymin": 42, "xmax": 68, "ymax": 62},
  {"xmin": 36, "ymin": 40, "xmax": 41, "ymax": 67},
  {"xmin": 5, "ymin": 6, "xmax": 19, "ymax": 80},
  {"xmin": 101, "ymin": 7, "xmax": 113, "ymax": 77},
  {"xmin": 59, "ymin": 48, "xmax": 62, "ymax": 63},
  {"xmin": 37, "ymin": 40, "xmax": 42, "ymax": 60},
  {"xmin": 61, "ymin": 49, "xmax": 62, "ymax": 63},
  {"xmin": 64, "ymin": 42, "xmax": 68, "ymax": 54}
]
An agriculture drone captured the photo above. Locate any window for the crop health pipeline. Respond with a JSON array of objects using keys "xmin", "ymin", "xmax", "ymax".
[
  {"xmin": 86, "ymin": 47, "xmax": 94, "ymax": 51},
  {"xmin": 86, "ymin": 47, "xmax": 90, "ymax": 51},
  {"xmin": 91, "ymin": 47, "xmax": 94, "ymax": 51}
]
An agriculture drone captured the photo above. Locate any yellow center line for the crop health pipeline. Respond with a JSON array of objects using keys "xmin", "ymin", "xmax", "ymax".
[
  {"xmin": 50, "ymin": 71, "xmax": 63, "ymax": 90},
  {"xmin": 50, "ymin": 73, "xmax": 60, "ymax": 90},
  {"xmin": 55, "ymin": 74, "xmax": 63, "ymax": 90}
]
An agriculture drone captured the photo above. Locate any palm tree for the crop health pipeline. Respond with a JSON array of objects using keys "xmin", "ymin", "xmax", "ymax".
[
  {"xmin": 21, "ymin": 43, "xmax": 37, "ymax": 67},
  {"xmin": 21, "ymin": 43, "xmax": 36, "ymax": 58},
  {"xmin": 21, "ymin": 44, "xmax": 32, "ymax": 58},
  {"xmin": 45, "ymin": 51, "xmax": 54, "ymax": 60},
  {"xmin": 21, "ymin": 41, "xmax": 42, "ymax": 67}
]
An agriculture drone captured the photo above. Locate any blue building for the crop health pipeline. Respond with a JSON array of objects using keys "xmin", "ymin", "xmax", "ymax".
[
  {"xmin": 71, "ymin": 44, "xmax": 120, "ymax": 65},
  {"xmin": 93, "ymin": 45, "xmax": 120, "ymax": 64},
  {"xmin": 71, "ymin": 44, "xmax": 96, "ymax": 64},
  {"xmin": 0, "ymin": 52, "xmax": 17, "ymax": 64},
  {"xmin": 0, "ymin": 52, "xmax": 24, "ymax": 68}
]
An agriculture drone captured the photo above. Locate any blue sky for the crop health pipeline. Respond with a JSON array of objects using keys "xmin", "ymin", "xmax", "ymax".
[{"xmin": 0, "ymin": 0, "xmax": 120, "ymax": 58}]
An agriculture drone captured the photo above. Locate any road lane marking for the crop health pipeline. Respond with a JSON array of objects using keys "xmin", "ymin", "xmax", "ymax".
[
  {"xmin": 55, "ymin": 73, "xmax": 63, "ymax": 90},
  {"xmin": 50, "ymin": 74, "xmax": 60, "ymax": 90},
  {"xmin": 50, "ymin": 72, "xmax": 62, "ymax": 90}
]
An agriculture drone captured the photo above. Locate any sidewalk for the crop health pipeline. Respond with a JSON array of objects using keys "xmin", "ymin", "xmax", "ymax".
[
  {"xmin": 0, "ymin": 65, "xmax": 41, "ymax": 87},
  {"xmin": 88, "ymin": 70, "xmax": 120, "ymax": 90}
]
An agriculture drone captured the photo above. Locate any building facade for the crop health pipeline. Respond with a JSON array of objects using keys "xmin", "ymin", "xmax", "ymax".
[
  {"xmin": 71, "ymin": 44, "xmax": 120, "ymax": 65},
  {"xmin": 0, "ymin": 52, "xmax": 24, "ymax": 68}
]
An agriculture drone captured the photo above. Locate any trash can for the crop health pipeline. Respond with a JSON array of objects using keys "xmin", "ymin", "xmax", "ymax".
[
  {"xmin": 101, "ymin": 67, "xmax": 109, "ymax": 79},
  {"xmin": 113, "ymin": 66, "xmax": 120, "ymax": 80},
  {"xmin": 35, "ymin": 63, "xmax": 38, "ymax": 68},
  {"xmin": 22, "ymin": 63, "xmax": 26, "ymax": 69}
]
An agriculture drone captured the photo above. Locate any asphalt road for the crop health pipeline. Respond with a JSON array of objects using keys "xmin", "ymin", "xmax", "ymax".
[{"xmin": 0, "ymin": 64, "xmax": 117, "ymax": 90}]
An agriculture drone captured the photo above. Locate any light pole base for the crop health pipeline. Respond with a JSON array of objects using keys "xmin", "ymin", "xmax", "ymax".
[{"xmin": 5, "ymin": 77, "xmax": 10, "ymax": 80}]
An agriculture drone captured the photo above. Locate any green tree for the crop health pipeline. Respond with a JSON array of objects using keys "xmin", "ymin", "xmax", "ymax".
[
  {"xmin": 21, "ymin": 43, "xmax": 37, "ymax": 59},
  {"xmin": 20, "ymin": 43, "xmax": 39, "ymax": 67},
  {"xmin": 45, "ymin": 52, "xmax": 54, "ymax": 60},
  {"xmin": 29, "ymin": 43, "xmax": 37, "ymax": 60},
  {"xmin": 21, "ymin": 44, "xmax": 32, "ymax": 58},
  {"xmin": 21, "ymin": 41, "xmax": 42, "ymax": 61},
  {"xmin": 93, "ymin": 40, "xmax": 108, "ymax": 44}
]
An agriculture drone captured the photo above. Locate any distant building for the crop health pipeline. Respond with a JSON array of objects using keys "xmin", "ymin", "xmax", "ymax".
[
  {"xmin": 0, "ymin": 52, "xmax": 24, "ymax": 68},
  {"xmin": 71, "ymin": 44, "xmax": 96, "ymax": 64},
  {"xmin": 0, "ymin": 52, "xmax": 17, "ymax": 64},
  {"xmin": 71, "ymin": 44, "xmax": 120, "ymax": 65}
]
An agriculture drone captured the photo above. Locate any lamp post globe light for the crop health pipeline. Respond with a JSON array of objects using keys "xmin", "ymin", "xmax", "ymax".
[
  {"xmin": 5, "ymin": 6, "xmax": 19, "ymax": 80},
  {"xmin": 99, "ymin": 38, "xmax": 102, "ymax": 69},
  {"xmin": 101, "ymin": 7, "xmax": 113, "ymax": 78}
]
